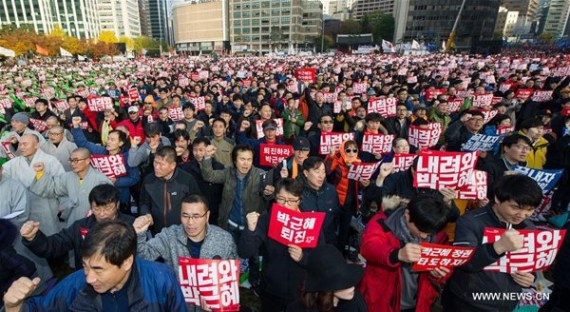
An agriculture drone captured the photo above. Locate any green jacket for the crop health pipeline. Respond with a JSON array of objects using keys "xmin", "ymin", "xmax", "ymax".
[{"xmin": 281, "ymin": 108, "xmax": 305, "ymax": 139}]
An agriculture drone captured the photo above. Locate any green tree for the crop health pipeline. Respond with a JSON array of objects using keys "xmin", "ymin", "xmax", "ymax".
[
  {"xmin": 339, "ymin": 19, "xmax": 362, "ymax": 35},
  {"xmin": 314, "ymin": 35, "xmax": 334, "ymax": 53}
]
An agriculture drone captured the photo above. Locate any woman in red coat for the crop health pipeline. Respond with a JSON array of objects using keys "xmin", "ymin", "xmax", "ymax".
[{"xmin": 358, "ymin": 193, "xmax": 452, "ymax": 312}]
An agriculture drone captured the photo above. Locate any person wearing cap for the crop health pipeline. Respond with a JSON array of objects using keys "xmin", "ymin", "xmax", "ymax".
[
  {"xmin": 287, "ymin": 244, "xmax": 366, "ymax": 312},
  {"xmin": 282, "ymin": 97, "xmax": 305, "ymax": 140},
  {"xmin": 236, "ymin": 118, "xmax": 285, "ymax": 170},
  {"xmin": 275, "ymin": 137, "xmax": 311, "ymax": 183},
  {"xmin": 0, "ymin": 112, "xmax": 45, "ymax": 158},
  {"xmin": 114, "ymin": 105, "xmax": 146, "ymax": 142},
  {"xmin": 359, "ymin": 193, "xmax": 451, "ymax": 312}
]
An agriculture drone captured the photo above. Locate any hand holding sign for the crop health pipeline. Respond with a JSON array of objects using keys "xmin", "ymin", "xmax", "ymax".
[
  {"xmin": 429, "ymin": 267, "xmax": 451, "ymax": 279},
  {"xmin": 288, "ymin": 245, "xmax": 303, "ymax": 262},
  {"xmin": 493, "ymin": 229, "xmax": 524, "ymax": 254},
  {"xmin": 511, "ymin": 271, "xmax": 535, "ymax": 287},
  {"xmin": 20, "ymin": 221, "xmax": 40, "ymax": 241}
]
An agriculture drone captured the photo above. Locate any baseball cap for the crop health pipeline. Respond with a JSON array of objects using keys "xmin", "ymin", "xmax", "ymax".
[
  {"xmin": 128, "ymin": 106, "xmax": 139, "ymax": 113},
  {"xmin": 293, "ymin": 137, "xmax": 310, "ymax": 151},
  {"xmin": 262, "ymin": 119, "xmax": 277, "ymax": 131}
]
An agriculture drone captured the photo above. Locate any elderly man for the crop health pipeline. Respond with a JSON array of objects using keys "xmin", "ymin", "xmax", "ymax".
[
  {"xmin": 42, "ymin": 116, "xmax": 74, "ymax": 143},
  {"xmin": 40, "ymin": 125, "xmax": 77, "ymax": 171},
  {"xmin": 2, "ymin": 134, "xmax": 64, "ymax": 235},
  {"xmin": 31, "ymin": 147, "xmax": 111, "ymax": 226},
  {"xmin": 0, "ymin": 112, "xmax": 45, "ymax": 158}
]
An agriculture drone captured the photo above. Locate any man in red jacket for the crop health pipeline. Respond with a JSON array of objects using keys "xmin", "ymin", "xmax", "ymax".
[{"xmin": 358, "ymin": 193, "xmax": 451, "ymax": 312}]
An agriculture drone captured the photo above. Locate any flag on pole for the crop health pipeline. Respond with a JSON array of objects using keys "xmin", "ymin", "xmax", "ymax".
[
  {"xmin": 412, "ymin": 40, "xmax": 421, "ymax": 50},
  {"xmin": 382, "ymin": 40, "xmax": 396, "ymax": 53},
  {"xmin": 0, "ymin": 46, "xmax": 15, "ymax": 57},
  {"xmin": 36, "ymin": 44, "xmax": 49, "ymax": 56},
  {"xmin": 60, "ymin": 47, "xmax": 73, "ymax": 57}
]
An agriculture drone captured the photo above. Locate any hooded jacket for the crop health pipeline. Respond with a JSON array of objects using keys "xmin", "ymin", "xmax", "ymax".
[{"xmin": 324, "ymin": 141, "xmax": 361, "ymax": 210}]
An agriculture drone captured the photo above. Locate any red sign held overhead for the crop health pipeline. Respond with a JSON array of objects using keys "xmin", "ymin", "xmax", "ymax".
[
  {"xmin": 294, "ymin": 68, "xmax": 317, "ymax": 83},
  {"xmin": 361, "ymin": 134, "xmax": 394, "ymax": 154},
  {"xmin": 267, "ymin": 203, "xmax": 326, "ymax": 248},
  {"xmin": 367, "ymin": 97, "xmax": 397, "ymax": 118},
  {"xmin": 319, "ymin": 132, "xmax": 355, "ymax": 155}
]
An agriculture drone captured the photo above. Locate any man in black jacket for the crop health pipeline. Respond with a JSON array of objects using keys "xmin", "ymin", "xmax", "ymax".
[
  {"xmin": 442, "ymin": 174, "xmax": 543, "ymax": 312},
  {"xmin": 139, "ymin": 146, "xmax": 200, "ymax": 234},
  {"xmin": 20, "ymin": 184, "xmax": 134, "ymax": 269}
]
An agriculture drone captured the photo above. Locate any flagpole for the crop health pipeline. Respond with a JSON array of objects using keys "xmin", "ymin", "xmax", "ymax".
[{"xmin": 445, "ymin": 0, "xmax": 466, "ymax": 53}]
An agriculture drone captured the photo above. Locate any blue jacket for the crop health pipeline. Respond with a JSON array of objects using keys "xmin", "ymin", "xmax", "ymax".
[
  {"xmin": 24, "ymin": 258, "xmax": 186, "ymax": 312},
  {"xmin": 71, "ymin": 128, "xmax": 140, "ymax": 205}
]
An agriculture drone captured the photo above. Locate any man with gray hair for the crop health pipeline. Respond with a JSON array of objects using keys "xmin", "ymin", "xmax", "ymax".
[
  {"xmin": 31, "ymin": 147, "xmax": 111, "ymax": 226},
  {"xmin": 40, "ymin": 125, "xmax": 77, "ymax": 171},
  {"xmin": 0, "ymin": 112, "xmax": 45, "ymax": 158}
]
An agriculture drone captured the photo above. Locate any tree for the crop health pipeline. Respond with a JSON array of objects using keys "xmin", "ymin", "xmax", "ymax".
[
  {"xmin": 361, "ymin": 10, "xmax": 395, "ymax": 44},
  {"xmin": 314, "ymin": 35, "xmax": 334, "ymax": 53},
  {"xmin": 0, "ymin": 24, "xmax": 38, "ymax": 56},
  {"xmin": 339, "ymin": 19, "xmax": 362, "ymax": 35},
  {"xmin": 48, "ymin": 24, "xmax": 66, "ymax": 39},
  {"xmin": 119, "ymin": 36, "xmax": 135, "ymax": 50},
  {"xmin": 98, "ymin": 30, "xmax": 118, "ymax": 43},
  {"xmin": 539, "ymin": 32, "xmax": 554, "ymax": 43}
]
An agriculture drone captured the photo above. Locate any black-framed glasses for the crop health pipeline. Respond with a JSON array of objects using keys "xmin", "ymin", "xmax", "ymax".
[
  {"xmin": 321, "ymin": 120, "xmax": 333, "ymax": 124},
  {"xmin": 276, "ymin": 196, "xmax": 301, "ymax": 205},
  {"xmin": 91, "ymin": 202, "xmax": 117, "ymax": 213},
  {"xmin": 182, "ymin": 211, "xmax": 209, "ymax": 221},
  {"xmin": 69, "ymin": 158, "xmax": 89, "ymax": 163},
  {"xmin": 345, "ymin": 148, "xmax": 358, "ymax": 153}
]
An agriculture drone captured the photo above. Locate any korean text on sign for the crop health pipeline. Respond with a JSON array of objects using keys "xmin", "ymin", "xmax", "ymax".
[
  {"xmin": 472, "ymin": 94, "xmax": 493, "ymax": 108},
  {"xmin": 178, "ymin": 258, "xmax": 240, "ymax": 311},
  {"xmin": 408, "ymin": 123, "xmax": 442, "ymax": 150},
  {"xmin": 414, "ymin": 150, "xmax": 478, "ymax": 190},
  {"xmin": 87, "ymin": 97, "xmax": 113, "ymax": 112},
  {"xmin": 188, "ymin": 96, "xmax": 206, "ymax": 111},
  {"xmin": 532, "ymin": 90, "xmax": 553, "ymax": 102},
  {"xmin": 319, "ymin": 132, "xmax": 355, "ymax": 155},
  {"xmin": 89, "ymin": 154, "xmax": 128, "ymax": 178},
  {"xmin": 456, "ymin": 170, "xmax": 488, "ymax": 200},
  {"xmin": 168, "ymin": 107, "xmax": 184, "ymax": 121},
  {"xmin": 393, "ymin": 154, "xmax": 418, "ymax": 172},
  {"xmin": 267, "ymin": 203, "xmax": 326, "ymax": 248},
  {"xmin": 367, "ymin": 97, "xmax": 397, "ymax": 117},
  {"xmin": 482, "ymin": 228, "xmax": 567, "ymax": 273},
  {"xmin": 347, "ymin": 162, "xmax": 381, "ymax": 181},
  {"xmin": 294, "ymin": 68, "xmax": 316, "ymax": 83},
  {"xmin": 513, "ymin": 166, "xmax": 564, "ymax": 194},
  {"xmin": 361, "ymin": 134, "xmax": 394, "ymax": 154},
  {"xmin": 461, "ymin": 134, "xmax": 502, "ymax": 152},
  {"xmin": 255, "ymin": 118, "xmax": 284, "ymax": 139},
  {"xmin": 352, "ymin": 82, "xmax": 368, "ymax": 94},
  {"xmin": 29, "ymin": 118, "xmax": 48, "ymax": 132},
  {"xmin": 412, "ymin": 243, "xmax": 475, "ymax": 271},
  {"xmin": 259, "ymin": 144, "xmax": 293, "ymax": 167}
]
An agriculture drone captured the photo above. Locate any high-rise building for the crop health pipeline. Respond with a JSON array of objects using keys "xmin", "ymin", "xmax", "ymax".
[
  {"xmin": 173, "ymin": 0, "xmax": 230, "ymax": 54},
  {"xmin": 0, "ymin": 0, "xmax": 101, "ymax": 39},
  {"xmin": 97, "ymin": 0, "xmax": 141, "ymax": 37},
  {"xmin": 303, "ymin": 0, "xmax": 324, "ymax": 49},
  {"xmin": 352, "ymin": 0, "xmax": 396, "ymax": 20},
  {"xmin": 394, "ymin": 0, "xmax": 500, "ymax": 50},
  {"xmin": 500, "ymin": 0, "xmax": 539, "ymax": 34},
  {"xmin": 320, "ymin": 0, "xmax": 333, "ymax": 15},
  {"xmin": 148, "ymin": 0, "xmax": 175, "ymax": 45},
  {"xmin": 543, "ymin": 0, "xmax": 570, "ymax": 37},
  {"xmin": 139, "ymin": 0, "xmax": 152, "ymax": 36},
  {"xmin": 494, "ymin": 6, "xmax": 520, "ymax": 37},
  {"xmin": 230, "ymin": 0, "xmax": 322, "ymax": 53}
]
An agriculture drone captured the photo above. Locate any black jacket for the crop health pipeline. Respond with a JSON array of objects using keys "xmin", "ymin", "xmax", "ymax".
[
  {"xmin": 298, "ymin": 175, "xmax": 340, "ymax": 245},
  {"xmin": 443, "ymin": 205, "xmax": 535, "ymax": 312},
  {"xmin": 139, "ymin": 168, "xmax": 201, "ymax": 234},
  {"xmin": 1, "ymin": 220, "xmax": 36, "ymax": 295},
  {"xmin": 22, "ymin": 213, "xmax": 134, "ymax": 269},
  {"xmin": 383, "ymin": 117, "xmax": 410, "ymax": 139}
]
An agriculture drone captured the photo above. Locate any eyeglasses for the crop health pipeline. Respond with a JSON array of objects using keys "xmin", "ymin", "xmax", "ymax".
[
  {"xmin": 513, "ymin": 144, "xmax": 531, "ymax": 152},
  {"xmin": 128, "ymin": 111, "xmax": 139, "ymax": 115},
  {"xmin": 469, "ymin": 118, "xmax": 484, "ymax": 123},
  {"xmin": 276, "ymin": 196, "xmax": 301, "ymax": 205},
  {"xmin": 91, "ymin": 202, "xmax": 117, "ymax": 213},
  {"xmin": 345, "ymin": 148, "xmax": 358, "ymax": 153},
  {"xmin": 68, "ymin": 157, "xmax": 88, "ymax": 163},
  {"xmin": 49, "ymin": 132, "xmax": 64, "ymax": 136},
  {"xmin": 182, "ymin": 211, "xmax": 209, "ymax": 221},
  {"xmin": 321, "ymin": 120, "xmax": 333, "ymax": 124}
]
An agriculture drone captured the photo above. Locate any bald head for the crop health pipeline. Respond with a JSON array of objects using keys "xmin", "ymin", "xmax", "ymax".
[
  {"xmin": 72, "ymin": 147, "xmax": 91, "ymax": 159},
  {"xmin": 19, "ymin": 134, "xmax": 40, "ymax": 158}
]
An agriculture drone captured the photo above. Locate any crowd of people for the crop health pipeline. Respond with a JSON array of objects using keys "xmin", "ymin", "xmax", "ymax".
[{"xmin": 1, "ymin": 52, "xmax": 570, "ymax": 311}]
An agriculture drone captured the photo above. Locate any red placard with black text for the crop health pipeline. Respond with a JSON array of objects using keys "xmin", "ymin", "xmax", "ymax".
[
  {"xmin": 482, "ymin": 228, "xmax": 567, "ymax": 273},
  {"xmin": 414, "ymin": 150, "xmax": 478, "ymax": 190},
  {"xmin": 412, "ymin": 243, "xmax": 475, "ymax": 271},
  {"xmin": 89, "ymin": 154, "xmax": 127, "ymax": 178},
  {"xmin": 259, "ymin": 144, "xmax": 293, "ymax": 167},
  {"xmin": 178, "ymin": 258, "xmax": 240, "ymax": 311},
  {"xmin": 268, "ymin": 204, "xmax": 325, "ymax": 248}
]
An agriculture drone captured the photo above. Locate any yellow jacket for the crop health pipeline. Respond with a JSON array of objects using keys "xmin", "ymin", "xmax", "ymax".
[{"xmin": 518, "ymin": 130, "xmax": 549, "ymax": 169}]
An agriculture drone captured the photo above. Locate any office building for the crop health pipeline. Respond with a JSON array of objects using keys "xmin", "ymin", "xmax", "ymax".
[
  {"xmin": 352, "ymin": 0, "xmax": 395, "ymax": 20},
  {"xmin": 97, "ymin": 0, "xmax": 141, "ymax": 37},
  {"xmin": 542, "ymin": 0, "xmax": 570, "ymax": 37}
]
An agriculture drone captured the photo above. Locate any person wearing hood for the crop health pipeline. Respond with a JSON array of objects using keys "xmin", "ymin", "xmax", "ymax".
[
  {"xmin": 325, "ymin": 140, "xmax": 369, "ymax": 255},
  {"xmin": 287, "ymin": 244, "xmax": 367, "ymax": 312},
  {"xmin": 299, "ymin": 156, "xmax": 340, "ymax": 246}
]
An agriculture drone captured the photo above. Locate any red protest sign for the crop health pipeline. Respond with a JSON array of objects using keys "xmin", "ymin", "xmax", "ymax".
[
  {"xmin": 361, "ymin": 133, "xmax": 394, "ymax": 154},
  {"xmin": 190, "ymin": 72, "xmax": 200, "ymax": 81},
  {"xmin": 168, "ymin": 107, "xmax": 184, "ymax": 121},
  {"xmin": 259, "ymin": 144, "xmax": 293, "ymax": 167},
  {"xmin": 367, "ymin": 97, "xmax": 397, "ymax": 117},
  {"xmin": 52, "ymin": 100, "xmax": 69, "ymax": 112},
  {"xmin": 497, "ymin": 125, "xmax": 515, "ymax": 135},
  {"xmin": 448, "ymin": 98, "xmax": 464, "ymax": 113},
  {"xmin": 178, "ymin": 258, "xmax": 240, "ymax": 311},
  {"xmin": 347, "ymin": 162, "xmax": 381, "ymax": 181},
  {"xmin": 319, "ymin": 132, "xmax": 355, "ymax": 155},
  {"xmin": 425, "ymin": 88, "xmax": 445, "ymax": 102},
  {"xmin": 322, "ymin": 92, "xmax": 338, "ymax": 104},
  {"xmin": 473, "ymin": 94, "xmax": 493, "ymax": 108},
  {"xmin": 0, "ymin": 98, "xmax": 13, "ymax": 110},
  {"xmin": 255, "ymin": 118, "xmax": 284, "ymax": 139},
  {"xmin": 87, "ymin": 97, "xmax": 113, "ymax": 112},
  {"xmin": 267, "ymin": 203, "xmax": 325, "ymax": 248},
  {"xmin": 499, "ymin": 83, "xmax": 512, "ymax": 93},
  {"xmin": 128, "ymin": 88, "xmax": 140, "ymax": 102},
  {"xmin": 515, "ymin": 88, "xmax": 534, "ymax": 101},
  {"xmin": 89, "ymin": 154, "xmax": 128, "ymax": 178},
  {"xmin": 481, "ymin": 110, "xmax": 498, "ymax": 124},
  {"xmin": 408, "ymin": 123, "xmax": 442, "ymax": 150},
  {"xmin": 188, "ymin": 96, "xmax": 206, "ymax": 111},
  {"xmin": 406, "ymin": 76, "xmax": 418, "ymax": 84},
  {"xmin": 483, "ymin": 228, "xmax": 567, "ymax": 273},
  {"xmin": 199, "ymin": 71, "xmax": 209, "ymax": 80},
  {"xmin": 457, "ymin": 170, "xmax": 488, "ymax": 200},
  {"xmin": 412, "ymin": 243, "xmax": 475, "ymax": 271},
  {"xmin": 29, "ymin": 118, "xmax": 48, "ymax": 132},
  {"xmin": 23, "ymin": 96, "xmax": 38, "ymax": 108},
  {"xmin": 393, "ymin": 153, "xmax": 417, "ymax": 172},
  {"xmin": 414, "ymin": 150, "xmax": 478, "ymax": 190},
  {"xmin": 295, "ymin": 68, "xmax": 316, "ymax": 83},
  {"xmin": 532, "ymin": 90, "xmax": 553, "ymax": 102},
  {"xmin": 1, "ymin": 141, "xmax": 15, "ymax": 159},
  {"xmin": 352, "ymin": 82, "xmax": 368, "ymax": 94}
]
